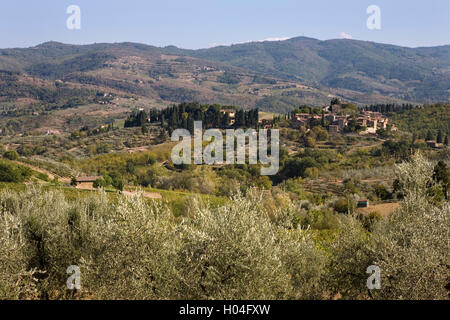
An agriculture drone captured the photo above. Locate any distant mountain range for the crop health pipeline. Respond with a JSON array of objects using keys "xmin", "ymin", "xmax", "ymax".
[
  {"xmin": 184, "ymin": 37, "xmax": 450, "ymax": 103},
  {"xmin": 0, "ymin": 37, "xmax": 449, "ymax": 131}
]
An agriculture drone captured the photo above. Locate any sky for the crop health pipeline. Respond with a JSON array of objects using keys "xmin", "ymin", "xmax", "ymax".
[{"xmin": 0, "ymin": 0, "xmax": 449, "ymax": 49}]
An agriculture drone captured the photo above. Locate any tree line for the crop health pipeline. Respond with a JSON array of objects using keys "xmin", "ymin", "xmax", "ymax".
[
  {"xmin": 362, "ymin": 103, "xmax": 420, "ymax": 114},
  {"xmin": 125, "ymin": 102, "xmax": 259, "ymax": 133}
]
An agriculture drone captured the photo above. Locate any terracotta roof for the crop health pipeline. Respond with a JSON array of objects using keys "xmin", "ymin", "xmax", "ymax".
[{"xmin": 76, "ymin": 176, "xmax": 101, "ymax": 182}]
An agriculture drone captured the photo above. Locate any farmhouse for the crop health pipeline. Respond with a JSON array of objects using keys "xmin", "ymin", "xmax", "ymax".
[
  {"xmin": 76, "ymin": 176, "xmax": 102, "ymax": 183},
  {"xmin": 75, "ymin": 176, "xmax": 102, "ymax": 189},
  {"xmin": 357, "ymin": 199, "xmax": 370, "ymax": 208}
]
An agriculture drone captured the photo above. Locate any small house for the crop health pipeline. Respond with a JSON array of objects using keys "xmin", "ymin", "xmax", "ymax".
[
  {"xmin": 357, "ymin": 199, "xmax": 370, "ymax": 208},
  {"xmin": 75, "ymin": 176, "xmax": 102, "ymax": 189}
]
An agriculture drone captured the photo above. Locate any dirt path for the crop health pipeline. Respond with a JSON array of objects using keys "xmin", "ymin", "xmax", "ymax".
[
  {"xmin": 15, "ymin": 161, "xmax": 71, "ymax": 184},
  {"xmin": 357, "ymin": 202, "xmax": 401, "ymax": 217}
]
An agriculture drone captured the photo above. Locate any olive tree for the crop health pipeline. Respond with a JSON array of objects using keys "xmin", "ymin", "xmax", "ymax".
[{"xmin": 369, "ymin": 153, "xmax": 449, "ymax": 299}]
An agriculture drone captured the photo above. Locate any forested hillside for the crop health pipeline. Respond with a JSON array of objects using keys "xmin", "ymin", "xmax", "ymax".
[
  {"xmin": 388, "ymin": 103, "xmax": 450, "ymax": 139},
  {"xmin": 185, "ymin": 37, "xmax": 450, "ymax": 102},
  {"xmin": 0, "ymin": 37, "xmax": 449, "ymax": 131}
]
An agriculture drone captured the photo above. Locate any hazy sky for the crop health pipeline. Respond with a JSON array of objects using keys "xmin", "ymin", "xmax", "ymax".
[{"xmin": 0, "ymin": 0, "xmax": 449, "ymax": 49}]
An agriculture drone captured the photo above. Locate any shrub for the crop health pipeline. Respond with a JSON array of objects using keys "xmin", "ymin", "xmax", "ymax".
[
  {"xmin": 325, "ymin": 215, "xmax": 373, "ymax": 299},
  {"xmin": 112, "ymin": 177, "xmax": 124, "ymax": 191},
  {"xmin": 3, "ymin": 151, "xmax": 19, "ymax": 161},
  {"xmin": 137, "ymin": 170, "xmax": 157, "ymax": 187},
  {"xmin": 326, "ymin": 152, "xmax": 450, "ymax": 300},
  {"xmin": 0, "ymin": 161, "xmax": 32, "ymax": 183},
  {"xmin": 301, "ymin": 209, "xmax": 340, "ymax": 230},
  {"xmin": 368, "ymin": 153, "xmax": 450, "ymax": 299},
  {"xmin": 93, "ymin": 178, "xmax": 107, "ymax": 189},
  {"xmin": 174, "ymin": 192, "xmax": 325, "ymax": 299},
  {"xmin": 305, "ymin": 137, "xmax": 316, "ymax": 148},
  {"xmin": 312, "ymin": 126, "xmax": 328, "ymax": 141},
  {"xmin": 304, "ymin": 167, "xmax": 319, "ymax": 179},
  {"xmin": 334, "ymin": 198, "xmax": 355, "ymax": 214},
  {"xmin": 37, "ymin": 173, "xmax": 50, "ymax": 182},
  {"xmin": 0, "ymin": 205, "xmax": 38, "ymax": 299},
  {"xmin": 373, "ymin": 184, "xmax": 391, "ymax": 200},
  {"xmin": 357, "ymin": 211, "xmax": 382, "ymax": 231},
  {"xmin": 0, "ymin": 152, "xmax": 447, "ymax": 300},
  {"xmin": 0, "ymin": 188, "xmax": 325, "ymax": 300}
]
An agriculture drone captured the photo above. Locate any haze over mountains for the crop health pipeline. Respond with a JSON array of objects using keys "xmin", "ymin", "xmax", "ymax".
[
  {"xmin": 187, "ymin": 37, "xmax": 450, "ymax": 102},
  {"xmin": 0, "ymin": 37, "xmax": 449, "ymax": 127}
]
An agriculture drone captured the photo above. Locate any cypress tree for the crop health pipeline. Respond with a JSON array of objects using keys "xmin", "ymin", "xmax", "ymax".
[{"xmin": 437, "ymin": 130, "xmax": 443, "ymax": 143}]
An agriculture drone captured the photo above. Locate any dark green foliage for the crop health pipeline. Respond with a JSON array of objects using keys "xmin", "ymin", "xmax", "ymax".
[
  {"xmin": 357, "ymin": 211, "xmax": 382, "ymax": 232},
  {"xmin": 277, "ymin": 157, "xmax": 319, "ymax": 181},
  {"xmin": 142, "ymin": 102, "xmax": 258, "ymax": 133},
  {"xmin": 26, "ymin": 52, "xmax": 115, "ymax": 79},
  {"xmin": 112, "ymin": 176, "xmax": 124, "ymax": 191},
  {"xmin": 385, "ymin": 103, "xmax": 449, "ymax": 139},
  {"xmin": 94, "ymin": 144, "xmax": 111, "ymax": 155},
  {"xmin": 330, "ymin": 98, "xmax": 341, "ymax": 105},
  {"xmin": 125, "ymin": 110, "xmax": 148, "ymax": 128},
  {"xmin": 376, "ymin": 139, "xmax": 409, "ymax": 160},
  {"xmin": 218, "ymin": 71, "xmax": 240, "ymax": 84},
  {"xmin": 333, "ymin": 198, "xmax": 355, "ymax": 214},
  {"xmin": 436, "ymin": 130, "xmax": 443, "ymax": 143},
  {"xmin": 432, "ymin": 161, "xmax": 449, "ymax": 199},
  {"xmin": 137, "ymin": 169, "xmax": 157, "ymax": 187},
  {"xmin": 0, "ymin": 161, "xmax": 32, "ymax": 183},
  {"xmin": 37, "ymin": 173, "xmax": 49, "ymax": 182},
  {"xmin": 93, "ymin": 178, "xmax": 107, "ymax": 189},
  {"xmin": 17, "ymin": 144, "xmax": 47, "ymax": 157},
  {"xmin": 373, "ymin": 184, "xmax": 392, "ymax": 200},
  {"xmin": 426, "ymin": 130, "xmax": 433, "ymax": 141},
  {"xmin": 3, "ymin": 151, "xmax": 19, "ymax": 161}
]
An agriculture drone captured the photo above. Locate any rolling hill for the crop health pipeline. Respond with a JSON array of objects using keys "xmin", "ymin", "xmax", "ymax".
[
  {"xmin": 183, "ymin": 37, "xmax": 450, "ymax": 103},
  {"xmin": 0, "ymin": 38, "xmax": 448, "ymax": 134}
]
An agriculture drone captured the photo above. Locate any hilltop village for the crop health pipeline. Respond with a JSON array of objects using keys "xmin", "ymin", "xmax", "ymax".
[
  {"xmin": 290, "ymin": 103, "xmax": 392, "ymax": 135},
  {"xmin": 217, "ymin": 101, "xmax": 393, "ymax": 137},
  {"xmin": 119, "ymin": 100, "xmax": 394, "ymax": 139}
]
